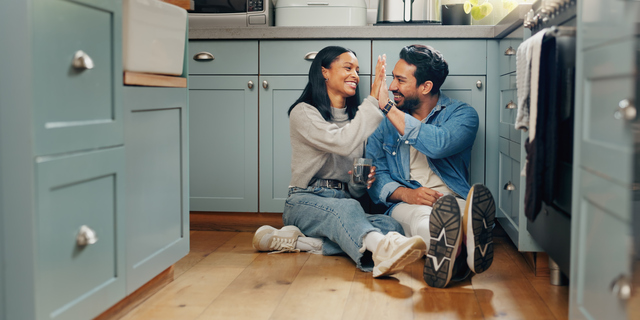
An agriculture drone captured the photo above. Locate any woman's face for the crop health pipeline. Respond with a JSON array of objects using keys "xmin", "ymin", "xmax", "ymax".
[{"xmin": 322, "ymin": 52, "xmax": 360, "ymax": 101}]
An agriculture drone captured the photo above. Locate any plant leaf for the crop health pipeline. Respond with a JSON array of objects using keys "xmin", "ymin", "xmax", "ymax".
[
  {"xmin": 464, "ymin": 1, "xmax": 472, "ymax": 14},
  {"xmin": 480, "ymin": 2, "xmax": 493, "ymax": 16},
  {"xmin": 470, "ymin": 6, "xmax": 485, "ymax": 20},
  {"xmin": 470, "ymin": 0, "xmax": 479, "ymax": 6}
]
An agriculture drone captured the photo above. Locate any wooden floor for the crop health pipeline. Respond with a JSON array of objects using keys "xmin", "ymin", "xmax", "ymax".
[{"xmin": 121, "ymin": 231, "xmax": 569, "ymax": 320}]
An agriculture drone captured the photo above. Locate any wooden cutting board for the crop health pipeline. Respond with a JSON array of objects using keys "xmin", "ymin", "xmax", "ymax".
[{"xmin": 160, "ymin": 0, "xmax": 191, "ymax": 11}]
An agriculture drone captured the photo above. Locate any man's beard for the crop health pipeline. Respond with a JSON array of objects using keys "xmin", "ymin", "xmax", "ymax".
[{"xmin": 397, "ymin": 96, "xmax": 420, "ymax": 113}]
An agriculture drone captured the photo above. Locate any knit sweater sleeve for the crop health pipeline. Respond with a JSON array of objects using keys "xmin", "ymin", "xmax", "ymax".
[{"xmin": 289, "ymin": 96, "xmax": 384, "ymax": 157}]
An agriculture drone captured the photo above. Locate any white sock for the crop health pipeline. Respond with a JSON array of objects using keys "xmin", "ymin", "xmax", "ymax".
[
  {"xmin": 363, "ymin": 231, "xmax": 385, "ymax": 253},
  {"xmin": 295, "ymin": 236, "xmax": 323, "ymax": 254}
]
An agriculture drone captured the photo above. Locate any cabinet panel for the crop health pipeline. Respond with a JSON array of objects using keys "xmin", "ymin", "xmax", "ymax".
[
  {"xmin": 34, "ymin": 0, "xmax": 123, "ymax": 156},
  {"xmin": 259, "ymin": 75, "xmax": 372, "ymax": 212},
  {"xmin": 498, "ymin": 148, "xmax": 512, "ymax": 219},
  {"xmin": 189, "ymin": 76, "xmax": 258, "ymax": 212},
  {"xmin": 372, "ymin": 40, "xmax": 487, "ymax": 76},
  {"xmin": 580, "ymin": 0, "xmax": 639, "ymax": 50},
  {"xmin": 499, "ymin": 73, "xmax": 517, "ymax": 140},
  {"xmin": 188, "ymin": 40, "xmax": 258, "ymax": 75},
  {"xmin": 124, "ymin": 87, "xmax": 189, "ymax": 294},
  {"xmin": 260, "ymin": 40, "xmax": 372, "ymax": 75},
  {"xmin": 36, "ymin": 147, "xmax": 125, "ymax": 320}
]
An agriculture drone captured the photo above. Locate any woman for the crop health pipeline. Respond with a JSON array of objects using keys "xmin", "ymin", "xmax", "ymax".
[{"xmin": 253, "ymin": 46, "xmax": 426, "ymax": 277}]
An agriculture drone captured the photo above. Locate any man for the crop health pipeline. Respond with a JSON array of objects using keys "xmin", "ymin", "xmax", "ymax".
[{"xmin": 366, "ymin": 44, "xmax": 496, "ymax": 288}]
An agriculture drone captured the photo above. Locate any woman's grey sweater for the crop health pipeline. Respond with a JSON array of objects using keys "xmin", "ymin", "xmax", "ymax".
[{"xmin": 288, "ymin": 96, "xmax": 384, "ymax": 197}]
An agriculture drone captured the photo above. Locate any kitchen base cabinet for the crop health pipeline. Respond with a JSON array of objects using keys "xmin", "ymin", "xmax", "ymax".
[
  {"xmin": 124, "ymin": 86, "xmax": 190, "ymax": 294},
  {"xmin": 189, "ymin": 75, "xmax": 259, "ymax": 212}
]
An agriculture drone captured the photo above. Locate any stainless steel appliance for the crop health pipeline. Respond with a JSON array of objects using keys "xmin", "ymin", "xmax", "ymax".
[
  {"xmin": 376, "ymin": 0, "xmax": 441, "ymax": 24},
  {"xmin": 188, "ymin": 0, "xmax": 273, "ymax": 28}
]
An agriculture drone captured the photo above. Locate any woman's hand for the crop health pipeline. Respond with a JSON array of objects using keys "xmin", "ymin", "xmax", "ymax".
[
  {"xmin": 377, "ymin": 73, "xmax": 389, "ymax": 111},
  {"xmin": 370, "ymin": 54, "xmax": 387, "ymax": 100},
  {"xmin": 366, "ymin": 166, "xmax": 376, "ymax": 189}
]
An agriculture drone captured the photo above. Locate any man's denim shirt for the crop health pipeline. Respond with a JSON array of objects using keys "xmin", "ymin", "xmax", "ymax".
[{"xmin": 366, "ymin": 93, "xmax": 479, "ymax": 215}]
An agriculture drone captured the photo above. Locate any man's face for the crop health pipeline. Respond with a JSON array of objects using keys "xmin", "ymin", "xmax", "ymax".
[{"xmin": 389, "ymin": 59, "xmax": 421, "ymax": 113}]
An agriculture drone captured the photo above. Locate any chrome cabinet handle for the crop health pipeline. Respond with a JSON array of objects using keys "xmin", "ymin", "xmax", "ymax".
[
  {"xmin": 610, "ymin": 275, "xmax": 632, "ymax": 301},
  {"xmin": 193, "ymin": 52, "xmax": 214, "ymax": 61},
  {"xmin": 505, "ymin": 100, "xmax": 517, "ymax": 109},
  {"xmin": 504, "ymin": 181, "xmax": 516, "ymax": 191},
  {"xmin": 614, "ymin": 99, "xmax": 637, "ymax": 121},
  {"xmin": 304, "ymin": 52, "xmax": 318, "ymax": 60},
  {"xmin": 504, "ymin": 46, "xmax": 516, "ymax": 56},
  {"xmin": 248, "ymin": 81, "xmax": 254, "ymax": 89},
  {"xmin": 476, "ymin": 80, "xmax": 483, "ymax": 89},
  {"xmin": 262, "ymin": 80, "xmax": 268, "ymax": 89},
  {"xmin": 72, "ymin": 50, "xmax": 94, "ymax": 70},
  {"xmin": 403, "ymin": 0, "xmax": 412, "ymax": 22},
  {"xmin": 76, "ymin": 225, "xmax": 98, "ymax": 246}
]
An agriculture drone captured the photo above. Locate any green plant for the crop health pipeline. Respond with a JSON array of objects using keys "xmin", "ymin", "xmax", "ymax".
[{"xmin": 463, "ymin": 0, "xmax": 519, "ymax": 21}]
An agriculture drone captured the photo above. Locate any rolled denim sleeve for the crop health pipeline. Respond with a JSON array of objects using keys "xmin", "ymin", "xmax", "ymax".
[{"xmin": 404, "ymin": 105, "xmax": 478, "ymax": 159}]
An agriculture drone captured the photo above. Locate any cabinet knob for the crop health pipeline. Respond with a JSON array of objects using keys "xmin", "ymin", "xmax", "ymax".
[
  {"xmin": 504, "ymin": 46, "xmax": 516, "ymax": 56},
  {"xmin": 504, "ymin": 181, "xmax": 516, "ymax": 191},
  {"xmin": 614, "ymin": 98, "xmax": 637, "ymax": 121},
  {"xmin": 193, "ymin": 52, "xmax": 214, "ymax": 61},
  {"xmin": 262, "ymin": 80, "xmax": 268, "ymax": 89},
  {"xmin": 304, "ymin": 52, "xmax": 318, "ymax": 60},
  {"xmin": 76, "ymin": 225, "xmax": 98, "ymax": 246},
  {"xmin": 505, "ymin": 100, "xmax": 517, "ymax": 109},
  {"xmin": 610, "ymin": 274, "xmax": 632, "ymax": 301},
  {"xmin": 248, "ymin": 81, "xmax": 254, "ymax": 89},
  {"xmin": 476, "ymin": 80, "xmax": 483, "ymax": 89},
  {"xmin": 72, "ymin": 50, "xmax": 94, "ymax": 70}
]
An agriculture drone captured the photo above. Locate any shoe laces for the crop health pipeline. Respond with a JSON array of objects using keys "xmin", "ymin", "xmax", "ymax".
[
  {"xmin": 268, "ymin": 236, "xmax": 300, "ymax": 254},
  {"xmin": 379, "ymin": 232, "xmax": 402, "ymax": 252}
]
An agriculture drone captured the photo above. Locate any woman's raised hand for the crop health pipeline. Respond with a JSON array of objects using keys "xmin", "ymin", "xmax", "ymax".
[{"xmin": 370, "ymin": 54, "xmax": 387, "ymax": 100}]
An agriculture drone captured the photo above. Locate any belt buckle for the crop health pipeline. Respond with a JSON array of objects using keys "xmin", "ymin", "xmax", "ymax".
[{"xmin": 331, "ymin": 180, "xmax": 342, "ymax": 189}]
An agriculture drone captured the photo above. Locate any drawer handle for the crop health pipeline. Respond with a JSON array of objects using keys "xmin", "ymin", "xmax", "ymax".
[
  {"xmin": 76, "ymin": 225, "xmax": 98, "ymax": 246},
  {"xmin": 505, "ymin": 100, "xmax": 517, "ymax": 109},
  {"xmin": 72, "ymin": 50, "xmax": 94, "ymax": 70},
  {"xmin": 614, "ymin": 98, "xmax": 636, "ymax": 121},
  {"xmin": 304, "ymin": 52, "xmax": 318, "ymax": 60},
  {"xmin": 193, "ymin": 52, "xmax": 214, "ymax": 61},
  {"xmin": 610, "ymin": 274, "xmax": 632, "ymax": 301},
  {"xmin": 504, "ymin": 181, "xmax": 516, "ymax": 191},
  {"xmin": 504, "ymin": 46, "xmax": 516, "ymax": 56}
]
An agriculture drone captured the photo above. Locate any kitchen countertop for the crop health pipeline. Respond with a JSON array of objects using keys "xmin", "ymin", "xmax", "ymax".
[{"xmin": 189, "ymin": 4, "xmax": 532, "ymax": 40}]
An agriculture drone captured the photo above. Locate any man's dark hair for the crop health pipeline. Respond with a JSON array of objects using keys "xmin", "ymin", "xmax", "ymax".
[{"xmin": 399, "ymin": 45, "xmax": 449, "ymax": 94}]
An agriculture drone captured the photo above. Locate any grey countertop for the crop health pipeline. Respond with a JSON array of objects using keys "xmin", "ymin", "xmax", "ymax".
[{"xmin": 189, "ymin": 4, "xmax": 532, "ymax": 40}]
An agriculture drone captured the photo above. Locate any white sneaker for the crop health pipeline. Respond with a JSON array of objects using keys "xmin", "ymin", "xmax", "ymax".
[
  {"xmin": 252, "ymin": 225, "xmax": 305, "ymax": 253},
  {"xmin": 372, "ymin": 232, "xmax": 427, "ymax": 278}
]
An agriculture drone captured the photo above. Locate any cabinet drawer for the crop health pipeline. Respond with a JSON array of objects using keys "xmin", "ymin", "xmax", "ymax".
[
  {"xmin": 34, "ymin": 0, "xmax": 122, "ymax": 156},
  {"xmin": 499, "ymin": 39, "xmax": 520, "ymax": 75},
  {"xmin": 188, "ymin": 40, "xmax": 258, "ymax": 75},
  {"xmin": 36, "ymin": 147, "xmax": 125, "ymax": 320},
  {"xmin": 372, "ymin": 40, "xmax": 487, "ymax": 75},
  {"xmin": 260, "ymin": 40, "xmax": 372, "ymax": 75}
]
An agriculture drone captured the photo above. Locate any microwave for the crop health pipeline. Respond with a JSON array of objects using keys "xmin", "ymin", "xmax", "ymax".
[{"xmin": 188, "ymin": 0, "xmax": 273, "ymax": 27}]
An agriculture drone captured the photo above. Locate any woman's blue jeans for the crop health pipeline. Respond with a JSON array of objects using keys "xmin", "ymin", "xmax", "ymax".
[{"xmin": 283, "ymin": 186, "xmax": 404, "ymax": 272}]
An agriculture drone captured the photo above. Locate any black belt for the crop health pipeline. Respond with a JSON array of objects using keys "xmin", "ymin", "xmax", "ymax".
[{"xmin": 309, "ymin": 179, "xmax": 347, "ymax": 191}]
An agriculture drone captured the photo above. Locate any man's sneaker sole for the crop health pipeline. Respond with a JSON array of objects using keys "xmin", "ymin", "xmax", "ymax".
[
  {"xmin": 464, "ymin": 184, "xmax": 495, "ymax": 274},
  {"xmin": 373, "ymin": 236, "xmax": 426, "ymax": 278},
  {"xmin": 424, "ymin": 195, "xmax": 462, "ymax": 288}
]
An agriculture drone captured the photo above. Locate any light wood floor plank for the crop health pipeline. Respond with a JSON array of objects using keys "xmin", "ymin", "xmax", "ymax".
[
  {"xmin": 272, "ymin": 254, "xmax": 357, "ymax": 320},
  {"xmin": 173, "ymin": 231, "xmax": 238, "ymax": 278},
  {"xmin": 122, "ymin": 232, "xmax": 256, "ymax": 320},
  {"xmin": 471, "ymin": 242, "xmax": 557, "ymax": 320},
  {"xmin": 194, "ymin": 250, "xmax": 310, "ymax": 320}
]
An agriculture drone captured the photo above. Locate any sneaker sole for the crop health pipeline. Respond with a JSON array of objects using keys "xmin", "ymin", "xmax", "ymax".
[
  {"xmin": 252, "ymin": 225, "xmax": 304, "ymax": 251},
  {"xmin": 373, "ymin": 236, "xmax": 426, "ymax": 278},
  {"xmin": 464, "ymin": 184, "xmax": 495, "ymax": 274},
  {"xmin": 424, "ymin": 195, "xmax": 462, "ymax": 288}
]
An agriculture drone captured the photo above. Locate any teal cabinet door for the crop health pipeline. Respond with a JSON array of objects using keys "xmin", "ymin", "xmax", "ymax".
[
  {"xmin": 36, "ymin": 147, "xmax": 126, "ymax": 320},
  {"xmin": 33, "ymin": 0, "xmax": 123, "ymax": 156},
  {"xmin": 258, "ymin": 75, "xmax": 372, "ymax": 213},
  {"xmin": 570, "ymin": 38, "xmax": 636, "ymax": 320},
  {"xmin": 189, "ymin": 76, "xmax": 259, "ymax": 212},
  {"xmin": 124, "ymin": 87, "xmax": 190, "ymax": 294},
  {"xmin": 580, "ymin": 0, "xmax": 638, "ymax": 50}
]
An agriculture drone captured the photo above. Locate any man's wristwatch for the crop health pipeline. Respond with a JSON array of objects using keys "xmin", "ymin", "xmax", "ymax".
[{"xmin": 382, "ymin": 100, "xmax": 396, "ymax": 115}]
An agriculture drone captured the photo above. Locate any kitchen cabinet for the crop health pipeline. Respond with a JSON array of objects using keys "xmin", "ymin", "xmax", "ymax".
[
  {"xmin": 569, "ymin": 0, "xmax": 639, "ymax": 316},
  {"xmin": 188, "ymin": 41, "xmax": 259, "ymax": 212},
  {"xmin": 123, "ymin": 86, "xmax": 190, "ymax": 294},
  {"xmin": 1, "ymin": 0, "xmax": 126, "ymax": 318}
]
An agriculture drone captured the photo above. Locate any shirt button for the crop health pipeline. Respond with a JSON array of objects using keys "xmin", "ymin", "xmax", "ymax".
[
  {"xmin": 392, "ymin": 152, "xmax": 396, "ymax": 156},
  {"xmin": 405, "ymin": 141, "xmax": 409, "ymax": 144}
]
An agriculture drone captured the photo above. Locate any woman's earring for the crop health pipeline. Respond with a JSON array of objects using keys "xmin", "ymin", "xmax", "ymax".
[{"xmin": 325, "ymin": 78, "xmax": 328, "ymax": 81}]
